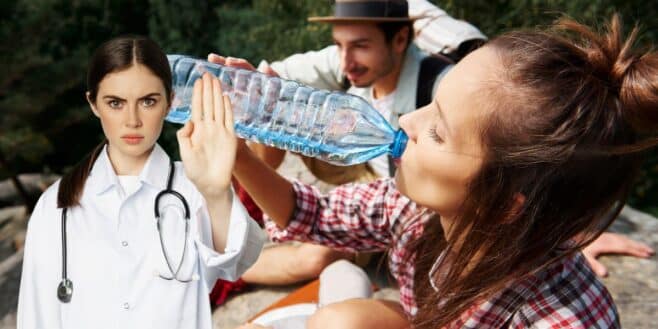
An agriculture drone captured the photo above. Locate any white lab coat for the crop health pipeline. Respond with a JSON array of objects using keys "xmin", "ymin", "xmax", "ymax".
[{"xmin": 17, "ymin": 144, "xmax": 265, "ymax": 329}]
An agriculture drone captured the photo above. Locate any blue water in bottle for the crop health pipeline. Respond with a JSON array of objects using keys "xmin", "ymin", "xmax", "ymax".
[{"xmin": 166, "ymin": 54, "xmax": 407, "ymax": 166}]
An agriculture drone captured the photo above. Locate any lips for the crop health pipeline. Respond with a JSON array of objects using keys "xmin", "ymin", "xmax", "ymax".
[
  {"xmin": 121, "ymin": 135, "xmax": 144, "ymax": 145},
  {"xmin": 346, "ymin": 67, "xmax": 367, "ymax": 81}
]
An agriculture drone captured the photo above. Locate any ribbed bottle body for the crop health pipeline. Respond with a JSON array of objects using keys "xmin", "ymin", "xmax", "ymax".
[{"xmin": 167, "ymin": 55, "xmax": 407, "ymax": 165}]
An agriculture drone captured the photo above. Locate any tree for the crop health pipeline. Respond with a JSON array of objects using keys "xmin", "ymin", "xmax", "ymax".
[{"xmin": 2, "ymin": 0, "xmax": 657, "ymax": 216}]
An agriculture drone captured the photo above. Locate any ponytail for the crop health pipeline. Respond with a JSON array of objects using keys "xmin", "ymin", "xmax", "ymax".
[{"xmin": 57, "ymin": 141, "xmax": 106, "ymax": 209}]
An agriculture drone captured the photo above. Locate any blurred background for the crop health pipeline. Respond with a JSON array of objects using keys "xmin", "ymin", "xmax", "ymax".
[
  {"xmin": 1, "ymin": 1, "xmax": 657, "ymax": 328},
  {"xmin": 1, "ymin": 0, "xmax": 657, "ymax": 215}
]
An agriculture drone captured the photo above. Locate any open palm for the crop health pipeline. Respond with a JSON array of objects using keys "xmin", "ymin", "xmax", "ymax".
[{"xmin": 177, "ymin": 73, "xmax": 237, "ymax": 197}]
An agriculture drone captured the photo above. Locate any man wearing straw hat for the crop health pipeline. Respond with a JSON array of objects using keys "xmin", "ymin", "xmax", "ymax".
[{"xmin": 250, "ymin": 0, "xmax": 485, "ymax": 181}]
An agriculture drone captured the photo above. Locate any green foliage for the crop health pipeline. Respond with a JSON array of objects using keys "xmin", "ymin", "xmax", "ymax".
[
  {"xmin": 1, "ymin": 0, "xmax": 658, "ymax": 216},
  {"xmin": 436, "ymin": 0, "xmax": 657, "ymax": 45}
]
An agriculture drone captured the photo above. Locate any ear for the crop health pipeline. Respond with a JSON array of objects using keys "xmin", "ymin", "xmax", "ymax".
[
  {"xmin": 86, "ymin": 92, "xmax": 100, "ymax": 118},
  {"xmin": 392, "ymin": 26, "xmax": 410, "ymax": 54}
]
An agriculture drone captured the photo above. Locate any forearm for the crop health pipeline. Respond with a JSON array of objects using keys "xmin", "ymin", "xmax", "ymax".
[
  {"xmin": 248, "ymin": 142, "xmax": 286, "ymax": 169},
  {"xmin": 234, "ymin": 145, "xmax": 296, "ymax": 228},
  {"xmin": 269, "ymin": 46, "xmax": 343, "ymax": 90},
  {"xmin": 204, "ymin": 190, "xmax": 232, "ymax": 252}
]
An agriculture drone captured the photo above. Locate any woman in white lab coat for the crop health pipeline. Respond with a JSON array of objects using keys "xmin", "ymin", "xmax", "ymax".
[{"xmin": 17, "ymin": 36, "xmax": 265, "ymax": 329}]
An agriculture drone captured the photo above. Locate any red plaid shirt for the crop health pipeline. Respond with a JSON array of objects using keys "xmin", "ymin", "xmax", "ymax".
[{"xmin": 264, "ymin": 178, "xmax": 620, "ymax": 328}]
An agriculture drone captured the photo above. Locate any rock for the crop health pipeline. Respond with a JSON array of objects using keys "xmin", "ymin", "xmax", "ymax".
[
  {"xmin": 0, "ymin": 173, "xmax": 59, "ymax": 205},
  {"xmin": 600, "ymin": 206, "xmax": 658, "ymax": 329}
]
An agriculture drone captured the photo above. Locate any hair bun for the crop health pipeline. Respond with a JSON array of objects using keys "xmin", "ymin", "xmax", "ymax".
[
  {"xmin": 564, "ymin": 15, "xmax": 658, "ymax": 133},
  {"xmin": 618, "ymin": 51, "xmax": 658, "ymax": 133}
]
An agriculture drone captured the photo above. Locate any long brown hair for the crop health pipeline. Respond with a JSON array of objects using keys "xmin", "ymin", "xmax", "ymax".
[
  {"xmin": 411, "ymin": 15, "xmax": 657, "ymax": 328},
  {"xmin": 57, "ymin": 36, "xmax": 172, "ymax": 209}
]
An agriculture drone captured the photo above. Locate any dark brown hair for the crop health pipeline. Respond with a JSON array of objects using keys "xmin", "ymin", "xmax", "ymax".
[
  {"xmin": 57, "ymin": 35, "xmax": 172, "ymax": 209},
  {"xmin": 377, "ymin": 21, "xmax": 414, "ymax": 50},
  {"xmin": 411, "ymin": 15, "xmax": 657, "ymax": 328}
]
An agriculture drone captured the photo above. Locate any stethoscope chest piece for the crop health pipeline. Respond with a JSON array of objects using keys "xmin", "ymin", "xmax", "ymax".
[{"xmin": 57, "ymin": 278, "xmax": 73, "ymax": 303}]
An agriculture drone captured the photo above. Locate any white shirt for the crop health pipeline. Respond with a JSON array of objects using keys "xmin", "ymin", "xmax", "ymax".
[
  {"xmin": 369, "ymin": 90, "xmax": 397, "ymax": 177},
  {"xmin": 409, "ymin": 0, "xmax": 487, "ymax": 55},
  {"xmin": 17, "ymin": 144, "xmax": 265, "ymax": 329}
]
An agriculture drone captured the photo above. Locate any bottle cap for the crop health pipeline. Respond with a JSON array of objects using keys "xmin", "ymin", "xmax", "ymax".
[{"xmin": 390, "ymin": 129, "xmax": 408, "ymax": 158}]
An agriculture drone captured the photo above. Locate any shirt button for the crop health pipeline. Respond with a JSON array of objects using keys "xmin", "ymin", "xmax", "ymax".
[
  {"xmin": 123, "ymin": 302, "xmax": 130, "ymax": 310},
  {"xmin": 121, "ymin": 241, "xmax": 129, "ymax": 247}
]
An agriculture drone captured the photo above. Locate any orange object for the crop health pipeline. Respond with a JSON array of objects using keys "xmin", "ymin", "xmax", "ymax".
[{"xmin": 248, "ymin": 280, "xmax": 321, "ymax": 323}]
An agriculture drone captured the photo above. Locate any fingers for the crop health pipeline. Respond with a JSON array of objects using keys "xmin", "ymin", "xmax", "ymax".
[
  {"xmin": 611, "ymin": 236, "xmax": 655, "ymax": 258},
  {"xmin": 587, "ymin": 255, "xmax": 609, "ymax": 277},
  {"xmin": 259, "ymin": 63, "xmax": 279, "ymax": 77},
  {"xmin": 224, "ymin": 93, "xmax": 235, "ymax": 134},
  {"xmin": 202, "ymin": 73, "xmax": 214, "ymax": 122},
  {"xmin": 192, "ymin": 79, "xmax": 203, "ymax": 123},
  {"xmin": 213, "ymin": 77, "xmax": 224, "ymax": 125},
  {"xmin": 207, "ymin": 53, "xmax": 226, "ymax": 65},
  {"xmin": 225, "ymin": 57, "xmax": 256, "ymax": 71},
  {"xmin": 208, "ymin": 53, "xmax": 256, "ymax": 71},
  {"xmin": 582, "ymin": 247, "xmax": 609, "ymax": 277},
  {"xmin": 176, "ymin": 121, "xmax": 194, "ymax": 151},
  {"xmin": 593, "ymin": 232, "xmax": 655, "ymax": 257}
]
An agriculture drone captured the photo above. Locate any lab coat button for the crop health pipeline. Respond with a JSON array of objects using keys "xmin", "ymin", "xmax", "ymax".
[
  {"xmin": 121, "ymin": 241, "xmax": 128, "ymax": 247},
  {"xmin": 123, "ymin": 302, "xmax": 130, "ymax": 310}
]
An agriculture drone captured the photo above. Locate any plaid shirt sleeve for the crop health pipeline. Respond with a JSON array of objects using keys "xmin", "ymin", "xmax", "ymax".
[{"xmin": 264, "ymin": 178, "xmax": 420, "ymax": 253}]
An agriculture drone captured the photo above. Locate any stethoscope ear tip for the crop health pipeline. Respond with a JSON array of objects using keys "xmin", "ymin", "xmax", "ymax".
[{"xmin": 57, "ymin": 279, "xmax": 73, "ymax": 303}]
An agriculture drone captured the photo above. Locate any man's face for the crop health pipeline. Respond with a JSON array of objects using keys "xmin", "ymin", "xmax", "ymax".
[{"xmin": 332, "ymin": 23, "xmax": 400, "ymax": 88}]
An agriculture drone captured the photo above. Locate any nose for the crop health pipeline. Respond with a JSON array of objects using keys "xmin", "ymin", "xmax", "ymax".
[
  {"xmin": 398, "ymin": 110, "xmax": 420, "ymax": 143},
  {"xmin": 124, "ymin": 104, "xmax": 142, "ymax": 128},
  {"xmin": 340, "ymin": 48, "xmax": 354, "ymax": 72}
]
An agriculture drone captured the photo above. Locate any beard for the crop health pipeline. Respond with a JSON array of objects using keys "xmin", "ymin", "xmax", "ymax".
[{"xmin": 344, "ymin": 48, "xmax": 398, "ymax": 88}]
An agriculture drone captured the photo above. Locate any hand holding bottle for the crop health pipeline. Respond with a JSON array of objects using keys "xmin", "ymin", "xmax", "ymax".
[{"xmin": 207, "ymin": 53, "xmax": 279, "ymax": 77}]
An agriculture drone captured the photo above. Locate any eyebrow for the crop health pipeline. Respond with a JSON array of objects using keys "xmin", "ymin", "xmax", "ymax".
[
  {"xmin": 102, "ymin": 93, "xmax": 162, "ymax": 101},
  {"xmin": 434, "ymin": 98, "xmax": 451, "ymax": 135},
  {"xmin": 334, "ymin": 38, "xmax": 371, "ymax": 45}
]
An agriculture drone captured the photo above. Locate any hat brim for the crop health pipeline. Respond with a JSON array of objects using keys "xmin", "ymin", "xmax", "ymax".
[{"xmin": 308, "ymin": 15, "xmax": 423, "ymax": 23}]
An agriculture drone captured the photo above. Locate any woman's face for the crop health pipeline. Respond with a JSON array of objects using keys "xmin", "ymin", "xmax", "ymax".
[
  {"xmin": 88, "ymin": 64, "xmax": 169, "ymax": 168},
  {"xmin": 396, "ymin": 46, "xmax": 498, "ymax": 218}
]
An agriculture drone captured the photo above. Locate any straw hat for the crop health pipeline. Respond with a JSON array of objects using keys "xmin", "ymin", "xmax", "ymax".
[{"xmin": 308, "ymin": 0, "xmax": 423, "ymax": 23}]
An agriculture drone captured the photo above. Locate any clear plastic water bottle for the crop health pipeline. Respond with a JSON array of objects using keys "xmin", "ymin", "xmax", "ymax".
[{"xmin": 167, "ymin": 55, "xmax": 407, "ymax": 166}]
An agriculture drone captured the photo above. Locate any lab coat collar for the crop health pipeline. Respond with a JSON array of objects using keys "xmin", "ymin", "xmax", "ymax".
[
  {"xmin": 139, "ymin": 144, "xmax": 171, "ymax": 191},
  {"xmin": 89, "ymin": 143, "xmax": 171, "ymax": 195}
]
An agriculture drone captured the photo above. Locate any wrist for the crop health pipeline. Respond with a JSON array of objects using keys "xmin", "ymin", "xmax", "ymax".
[{"xmin": 200, "ymin": 186, "xmax": 232, "ymax": 202}]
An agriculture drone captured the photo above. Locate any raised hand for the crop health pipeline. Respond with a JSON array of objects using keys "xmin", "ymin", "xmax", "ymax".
[
  {"xmin": 176, "ymin": 72, "xmax": 236, "ymax": 198},
  {"xmin": 207, "ymin": 53, "xmax": 286, "ymax": 168}
]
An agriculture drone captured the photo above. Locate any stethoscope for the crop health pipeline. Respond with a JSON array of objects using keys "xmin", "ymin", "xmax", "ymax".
[{"xmin": 57, "ymin": 161, "xmax": 192, "ymax": 303}]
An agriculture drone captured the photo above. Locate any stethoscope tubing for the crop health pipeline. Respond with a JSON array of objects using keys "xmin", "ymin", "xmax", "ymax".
[{"xmin": 57, "ymin": 160, "xmax": 192, "ymax": 303}]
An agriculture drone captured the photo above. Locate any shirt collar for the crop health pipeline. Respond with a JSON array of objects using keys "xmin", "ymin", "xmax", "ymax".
[
  {"xmin": 88, "ymin": 143, "xmax": 171, "ymax": 194},
  {"xmin": 139, "ymin": 143, "xmax": 171, "ymax": 191},
  {"xmin": 391, "ymin": 44, "xmax": 424, "ymax": 116}
]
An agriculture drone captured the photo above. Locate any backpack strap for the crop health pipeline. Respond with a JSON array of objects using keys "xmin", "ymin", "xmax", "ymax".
[
  {"xmin": 340, "ymin": 75, "xmax": 351, "ymax": 91},
  {"xmin": 339, "ymin": 53, "xmax": 454, "ymax": 178},
  {"xmin": 415, "ymin": 53, "xmax": 453, "ymax": 108},
  {"xmin": 386, "ymin": 54, "xmax": 453, "ymax": 178}
]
